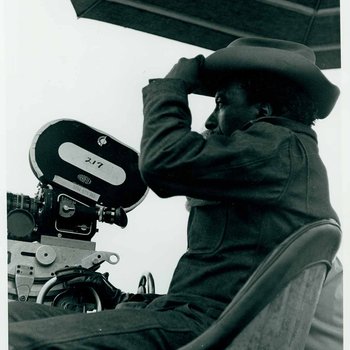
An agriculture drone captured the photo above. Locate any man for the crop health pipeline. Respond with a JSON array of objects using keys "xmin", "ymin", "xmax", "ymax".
[{"xmin": 8, "ymin": 38, "xmax": 341, "ymax": 349}]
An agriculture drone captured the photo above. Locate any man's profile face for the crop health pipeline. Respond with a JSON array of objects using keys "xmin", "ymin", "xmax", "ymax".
[{"xmin": 205, "ymin": 82, "xmax": 258, "ymax": 136}]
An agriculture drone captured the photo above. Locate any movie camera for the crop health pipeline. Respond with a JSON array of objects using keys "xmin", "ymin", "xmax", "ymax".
[{"xmin": 7, "ymin": 119, "xmax": 149, "ymax": 311}]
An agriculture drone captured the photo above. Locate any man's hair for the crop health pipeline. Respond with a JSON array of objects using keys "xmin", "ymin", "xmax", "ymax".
[{"xmin": 235, "ymin": 71, "xmax": 318, "ymax": 125}]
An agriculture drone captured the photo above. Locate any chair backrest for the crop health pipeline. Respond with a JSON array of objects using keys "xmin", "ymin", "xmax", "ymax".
[{"xmin": 179, "ymin": 219, "xmax": 341, "ymax": 350}]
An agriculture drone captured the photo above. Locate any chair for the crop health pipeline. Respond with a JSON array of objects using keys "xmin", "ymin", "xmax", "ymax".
[{"xmin": 179, "ymin": 219, "xmax": 341, "ymax": 350}]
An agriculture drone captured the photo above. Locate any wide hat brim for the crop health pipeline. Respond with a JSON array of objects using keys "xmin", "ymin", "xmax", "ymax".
[{"xmin": 194, "ymin": 38, "xmax": 340, "ymax": 119}]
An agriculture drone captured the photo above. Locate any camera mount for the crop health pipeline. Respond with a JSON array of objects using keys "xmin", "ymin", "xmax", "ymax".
[{"xmin": 7, "ymin": 119, "xmax": 148, "ymax": 309}]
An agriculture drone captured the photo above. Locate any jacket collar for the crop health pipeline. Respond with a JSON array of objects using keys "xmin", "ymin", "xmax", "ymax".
[{"xmin": 241, "ymin": 116, "xmax": 317, "ymax": 142}]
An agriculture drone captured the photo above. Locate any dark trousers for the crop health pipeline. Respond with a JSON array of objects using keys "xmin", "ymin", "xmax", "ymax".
[{"xmin": 8, "ymin": 301, "xmax": 207, "ymax": 350}]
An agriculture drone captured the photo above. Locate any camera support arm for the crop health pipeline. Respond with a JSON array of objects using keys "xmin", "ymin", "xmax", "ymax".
[{"xmin": 8, "ymin": 236, "xmax": 119, "ymax": 303}]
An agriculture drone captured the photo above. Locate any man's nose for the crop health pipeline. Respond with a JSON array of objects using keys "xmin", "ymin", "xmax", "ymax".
[{"xmin": 205, "ymin": 113, "xmax": 218, "ymax": 130}]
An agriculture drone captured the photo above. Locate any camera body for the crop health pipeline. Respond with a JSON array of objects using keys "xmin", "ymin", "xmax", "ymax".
[
  {"xmin": 7, "ymin": 119, "xmax": 148, "ymax": 307},
  {"xmin": 7, "ymin": 185, "xmax": 128, "ymax": 243}
]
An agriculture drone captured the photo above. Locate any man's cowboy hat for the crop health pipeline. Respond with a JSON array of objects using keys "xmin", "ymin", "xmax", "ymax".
[{"xmin": 196, "ymin": 37, "xmax": 340, "ymax": 118}]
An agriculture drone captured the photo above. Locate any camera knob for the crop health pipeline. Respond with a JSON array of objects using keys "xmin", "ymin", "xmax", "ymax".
[{"xmin": 35, "ymin": 245, "xmax": 57, "ymax": 266}]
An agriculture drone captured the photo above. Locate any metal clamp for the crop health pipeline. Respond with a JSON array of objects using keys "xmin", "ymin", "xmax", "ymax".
[{"xmin": 15, "ymin": 265, "xmax": 35, "ymax": 302}]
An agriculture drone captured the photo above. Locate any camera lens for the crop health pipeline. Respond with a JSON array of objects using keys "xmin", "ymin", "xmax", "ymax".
[{"xmin": 7, "ymin": 193, "xmax": 37, "ymax": 213}]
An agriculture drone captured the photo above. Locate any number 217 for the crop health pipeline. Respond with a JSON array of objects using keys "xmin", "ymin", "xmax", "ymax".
[{"xmin": 85, "ymin": 157, "xmax": 103, "ymax": 168}]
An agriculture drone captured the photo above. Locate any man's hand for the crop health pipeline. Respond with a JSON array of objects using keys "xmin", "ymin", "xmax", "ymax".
[
  {"xmin": 59, "ymin": 269, "xmax": 131, "ymax": 309},
  {"xmin": 165, "ymin": 55, "xmax": 205, "ymax": 93}
]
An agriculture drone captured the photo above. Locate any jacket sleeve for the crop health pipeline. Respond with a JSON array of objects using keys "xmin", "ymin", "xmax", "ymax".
[{"xmin": 140, "ymin": 79, "xmax": 293, "ymax": 203}]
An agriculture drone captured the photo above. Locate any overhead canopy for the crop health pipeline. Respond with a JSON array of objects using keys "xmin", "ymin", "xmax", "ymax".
[{"xmin": 71, "ymin": 0, "xmax": 340, "ymax": 69}]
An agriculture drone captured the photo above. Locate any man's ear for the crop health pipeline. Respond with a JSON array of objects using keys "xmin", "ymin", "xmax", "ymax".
[{"xmin": 257, "ymin": 103, "xmax": 273, "ymax": 117}]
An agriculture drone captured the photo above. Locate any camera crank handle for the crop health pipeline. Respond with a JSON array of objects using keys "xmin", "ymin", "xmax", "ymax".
[{"xmin": 81, "ymin": 251, "xmax": 120, "ymax": 269}]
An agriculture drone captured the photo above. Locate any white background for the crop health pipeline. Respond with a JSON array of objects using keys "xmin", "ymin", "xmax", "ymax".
[{"xmin": 1, "ymin": 1, "xmax": 349, "ymax": 348}]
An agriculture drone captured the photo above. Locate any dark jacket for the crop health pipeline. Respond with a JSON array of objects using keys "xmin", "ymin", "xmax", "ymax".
[{"xmin": 140, "ymin": 79, "xmax": 339, "ymax": 322}]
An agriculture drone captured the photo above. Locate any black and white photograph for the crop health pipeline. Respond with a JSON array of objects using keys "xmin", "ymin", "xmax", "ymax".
[{"xmin": 3, "ymin": 1, "xmax": 349, "ymax": 349}]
